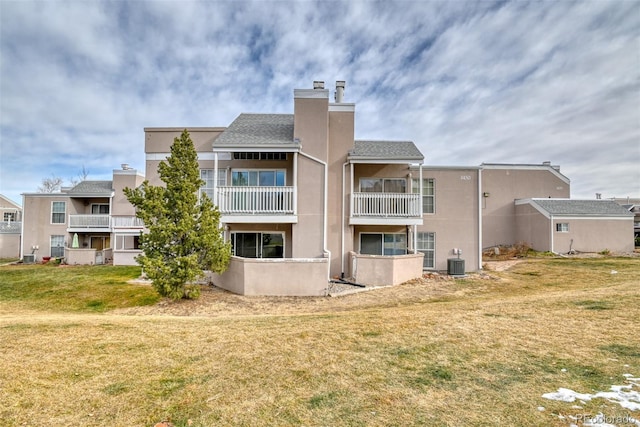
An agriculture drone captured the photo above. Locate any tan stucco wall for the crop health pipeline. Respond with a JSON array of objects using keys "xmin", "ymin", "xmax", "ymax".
[
  {"xmin": 0, "ymin": 234, "xmax": 20, "ymax": 258},
  {"xmin": 350, "ymin": 252, "xmax": 424, "ymax": 286},
  {"xmin": 292, "ymin": 155, "xmax": 325, "ymax": 258},
  {"xmin": 65, "ymin": 248, "xmax": 97, "ymax": 265},
  {"xmin": 21, "ymin": 195, "xmax": 71, "ymax": 258},
  {"xmin": 112, "ymin": 169, "xmax": 145, "ymax": 216},
  {"xmin": 552, "ymin": 218, "xmax": 634, "ymax": 254},
  {"xmin": 418, "ymin": 167, "xmax": 480, "ymax": 272},
  {"xmin": 113, "ymin": 250, "xmax": 140, "ymax": 266},
  {"xmin": 211, "ymin": 256, "xmax": 329, "ymax": 296},
  {"xmin": 482, "ymin": 167, "xmax": 569, "ymax": 248},
  {"xmin": 515, "ymin": 203, "xmax": 551, "ymax": 251}
]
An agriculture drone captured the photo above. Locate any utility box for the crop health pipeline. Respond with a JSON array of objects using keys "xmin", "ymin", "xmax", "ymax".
[
  {"xmin": 447, "ymin": 258, "xmax": 465, "ymax": 276},
  {"xmin": 23, "ymin": 254, "xmax": 35, "ymax": 264}
]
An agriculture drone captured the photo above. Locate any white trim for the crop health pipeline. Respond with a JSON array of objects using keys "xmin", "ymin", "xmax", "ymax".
[
  {"xmin": 51, "ymin": 200, "xmax": 66, "ymax": 225},
  {"xmin": 348, "ymin": 158, "xmax": 423, "ymax": 164},
  {"xmin": 329, "ymin": 103, "xmax": 355, "ymax": 112},
  {"xmin": 146, "ymin": 152, "xmax": 232, "ymax": 161},
  {"xmin": 478, "ymin": 168, "xmax": 483, "ymax": 270},
  {"xmin": 221, "ymin": 215, "xmax": 297, "ymax": 224},
  {"xmin": 552, "ymin": 216, "xmax": 633, "ymax": 221},
  {"xmin": 350, "ymin": 217, "xmax": 423, "ymax": 226},
  {"xmin": 294, "ymin": 89, "xmax": 329, "ymax": 99}
]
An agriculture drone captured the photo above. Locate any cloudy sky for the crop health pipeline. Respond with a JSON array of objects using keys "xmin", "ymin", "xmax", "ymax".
[{"xmin": 1, "ymin": 0, "xmax": 638, "ymax": 205}]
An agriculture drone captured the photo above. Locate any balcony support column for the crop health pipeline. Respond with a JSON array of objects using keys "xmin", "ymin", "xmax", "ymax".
[
  {"xmin": 293, "ymin": 152, "xmax": 298, "ymax": 215},
  {"xmin": 213, "ymin": 152, "xmax": 219, "ymax": 206}
]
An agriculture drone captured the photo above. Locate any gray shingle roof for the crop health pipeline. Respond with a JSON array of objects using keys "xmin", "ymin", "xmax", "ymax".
[
  {"xmin": 530, "ymin": 199, "xmax": 634, "ymax": 217},
  {"xmin": 349, "ymin": 140, "xmax": 424, "ymax": 162},
  {"xmin": 68, "ymin": 181, "xmax": 113, "ymax": 195},
  {"xmin": 213, "ymin": 114, "xmax": 296, "ymax": 148}
]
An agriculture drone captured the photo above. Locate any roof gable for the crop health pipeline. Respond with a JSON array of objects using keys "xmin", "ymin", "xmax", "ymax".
[
  {"xmin": 67, "ymin": 181, "xmax": 113, "ymax": 195},
  {"xmin": 213, "ymin": 114, "xmax": 297, "ymax": 149}
]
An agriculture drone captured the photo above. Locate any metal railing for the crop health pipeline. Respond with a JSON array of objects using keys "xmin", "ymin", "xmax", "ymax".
[
  {"xmin": 68, "ymin": 214, "xmax": 110, "ymax": 228},
  {"xmin": 353, "ymin": 193, "xmax": 421, "ymax": 217},
  {"xmin": 217, "ymin": 186, "xmax": 294, "ymax": 214},
  {"xmin": 111, "ymin": 216, "xmax": 145, "ymax": 228}
]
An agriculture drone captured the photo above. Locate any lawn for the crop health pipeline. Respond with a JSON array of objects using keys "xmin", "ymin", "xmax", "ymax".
[{"xmin": 0, "ymin": 258, "xmax": 638, "ymax": 426}]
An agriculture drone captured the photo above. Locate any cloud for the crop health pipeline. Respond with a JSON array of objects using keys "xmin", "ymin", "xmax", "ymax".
[{"xmin": 1, "ymin": 0, "xmax": 638, "ymax": 204}]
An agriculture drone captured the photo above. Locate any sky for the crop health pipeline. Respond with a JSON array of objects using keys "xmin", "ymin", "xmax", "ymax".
[{"xmin": 1, "ymin": 0, "xmax": 639, "ymax": 206}]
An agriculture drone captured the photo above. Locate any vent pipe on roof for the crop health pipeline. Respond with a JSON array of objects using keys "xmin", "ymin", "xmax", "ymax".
[
  {"xmin": 596, "ymin": 193, "xmax": 602, "ymax": 200},
  {"xmin": 335, "ymin": 80, "xmax": 345, "ymax": 102},
  {"xmin": 121, "ymin": 163, "xmax": 131, "ymax": 170},
  {"xmin": 313, "ymin": 81, "xmax": 325, "ymax": 90}
]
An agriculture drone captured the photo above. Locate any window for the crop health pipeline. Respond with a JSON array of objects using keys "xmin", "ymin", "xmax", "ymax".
[
  {"xmin": 360, "ymin": 178, "xmax": 406, "ymax": 193},
  {"xmin": 233, "ymin": 152, "xmax": 287, "ymax": 160},
  {"xmin": 556, "ymin": 223, "xmax": 569, "ymax": 232},
  {"xmin": 51, "ymin": 201, "xmax": 66, "ymax": 224},
  {"xmin": 232, "ymin": 170, "xmax": 285, "ymax": 187},
  {"xmin": 200, "ymin": 169, "xmax": 226, "ymax": 200},
  {"xmin": 413, "ymin": 178, "xmax": 435, "ymax": 214},
  {"xmin": 50, "ymin": 235, "xmax": 64, "ymax": 257},
  {"xmin": 360, "ymin": 233, "xmax": 407, "ymax": 255},
  {"xmin": 231, "ymin": 232, "xmax": 284, "ymax": 258},
  {"xmin": 91, "ymin": 204, "xmax": 109, "ymax": 214},
  {"xmin": 3, "ymin": 212, "xmax": 15, "ymax": 221},
  {"xmin": 417, "ymin": 232, "xmax": 435, "ymax": 269}
]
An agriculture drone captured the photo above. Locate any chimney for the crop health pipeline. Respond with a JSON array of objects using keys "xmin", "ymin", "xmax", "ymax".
[
  {"xmin": 335, "ymin": 80, "xmax": 345, "ymax": 103},
  {"xmin": 542, "ymin": 161, "xmax": 551, "ymax": 166},
  {"xmin": 596, "ymin": 193, "xmax": 602, "ymax": 200},
  {"xmin": 121, "ymin": 163, "xmax": 131, "ymax": 170},
  {"xmin": 313, "ymin": 81, "xmax": 325, "ymax": 90}
]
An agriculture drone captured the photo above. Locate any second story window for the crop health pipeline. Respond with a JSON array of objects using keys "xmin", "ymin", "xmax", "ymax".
[
  {"xmin": 413, "ymin": 178, "xmax": 435, "ymax": 214},
  {"xmin": 51, "ymin": 201, "xmax": 66, "ymax": 224},
  {"xmin": 232, "ymin": 170, "xmax": 285, "ymax": 187},
  {"xmin": 200, "ymin": 169, "xmax": 226, "ymax": 200},
  {"xmin": 233, "ymin": 152, "xmax": 287, "ymax": 160},
  {"xmin": 3, "ymin": 212, "xmax": 15, "ymax": 221},
  {"xmin": 360, "ymin": 178, "xmax": 406, "ymax": 193},
  {"xmin": 91, "ymin": 204, "xmax": 109, "ymax": 214}
]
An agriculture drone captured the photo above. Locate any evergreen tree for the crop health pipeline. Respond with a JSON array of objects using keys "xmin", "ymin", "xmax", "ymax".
[{"xmin": 124, "ymin": 129, "xmax": 231, "ymax": 299}]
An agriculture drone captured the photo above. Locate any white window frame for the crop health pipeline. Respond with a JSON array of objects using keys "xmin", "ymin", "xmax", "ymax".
[
  {"xmin": 200, "ymin": 169, "xmax": 226, "ymax": 201},
  {"xmin": 556, "ymin": 223, "xmax": 569, "ymax": 232},
  {"xmin": 50, "ymin": 235, "xmax": 65, "ymax": 257},
  {"xmin": 3, "ymin": 212, "xmax": 16, "ymax": 221},
  {"xmin": 51, "ymin": 201, "xmax": 66, "ymax": 224},
  {"xmin": 359, "ymin": 178, "xmax": 407, "ymax": 193},
  {"xmin": 359, "ymin": 232, "xmax": 407, "ymax": 256},
  {"xmin": 91, "ymin": 203, "xmax": 110, "ymax": 214},
  {"xmin": 416, "ymin": 232, "xmax": 436, "ymax": 269},
  {"xmin": 413, "ymin": 178, "xmax": 435, "ymax": 214}
]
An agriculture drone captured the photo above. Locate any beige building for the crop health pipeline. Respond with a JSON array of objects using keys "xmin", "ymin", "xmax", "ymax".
[
  {"xmin": 20, "ymin": 167, "xmax": 145, "ymax": 265},
  {"xmin": 0, "ymin": 194, "xmax": 22, "ymax": 259}
]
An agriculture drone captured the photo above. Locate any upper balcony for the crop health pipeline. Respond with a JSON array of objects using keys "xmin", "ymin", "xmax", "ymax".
[
  {"xmin": 350, "ymin": 192, "xmax": 423, "ymax": 225},
  {"xmin": 67, "ymin": 215, "xmax": 145, "ymax": 232},
  {"xmin": 216, "ymin": 186, "xmax": 297, "ymax": 223}
]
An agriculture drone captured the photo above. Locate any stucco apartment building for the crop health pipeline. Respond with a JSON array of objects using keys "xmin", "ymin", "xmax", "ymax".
[
  {"xmin": 0, "ymin": 194, "xmax": 22, "ymax": 259},
  {"xmin": 19, "ymin": 81, "xmax": 635, "ymax": 295}
]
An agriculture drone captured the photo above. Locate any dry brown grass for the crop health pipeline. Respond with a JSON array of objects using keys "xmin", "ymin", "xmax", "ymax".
[{"xmin": 1, "ymin": 258, "xmax": 639, "ymax": 426}]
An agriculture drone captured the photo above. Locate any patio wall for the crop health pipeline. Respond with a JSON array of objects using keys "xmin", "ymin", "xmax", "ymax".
[
  {"xmin": 350, "ymin": 251, "xmax": 424, "ymax": 286},
  {"xmin": 65, "ymin": 248, "xmax": 96, "ymax": 265},
  {"xmin": 210, "ymin": 256, "xmax": 329, "ymax": 296},
  {"xmin": 113, "ymin": 250, "xmax": 141, "ymax": 266}
]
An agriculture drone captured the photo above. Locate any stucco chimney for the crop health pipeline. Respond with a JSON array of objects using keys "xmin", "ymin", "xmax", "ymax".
[
  {"xmin": 313, "ymin": 81, "xmax": 325, "ymax": 90},
  {"xmin": 335, "ymin": 80, "xmax": 345, "ymax": 103}
]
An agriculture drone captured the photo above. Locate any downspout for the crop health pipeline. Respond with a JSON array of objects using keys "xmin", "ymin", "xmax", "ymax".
[
  {"xmin": 299, "ymin": 151, "xmax": 330, "ymax": 281},
  {"xmin": 550, "ymin": 215, "xmax": 555, "ymax": 254},
  {"xmin": 478, "ymin": 168, "xmax": 483, "ymax": 270},
  {"xmin": 341, "ymin": 160, "xmax": 349, "ymax": 278},
  {"xmin": 20, "ymin": 194, "xmax": 25, "ymax": 260}
]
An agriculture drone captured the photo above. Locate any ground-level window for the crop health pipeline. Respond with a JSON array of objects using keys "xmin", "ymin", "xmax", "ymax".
[
  {"xmin": 556, "ymin": 223, "xmax": 569, "ymax": 232},
  {"xmin": 3, "ymin": 212, "xmax": 15, "ymax": 221},
  {"xmin": 51, "ymin": 201, "xmax": 66, "ymax": 224},
  {"xmin": 231, "ymin": 232, "xmax": 284, "ymax": 258},
  {"xmin": 360, "ymin": 233, "xmax": 407, "ymax": 255},
  {"xmin": 412, "ymin": 178, "xmax": 435, "ymax": 214},
  {"xmin": 50, "ymin": 235, "xmax": 64, "ymax": 257},
  {"xmin": 417, "ymin": 232, "xmax": 435, "ymax": 269}
]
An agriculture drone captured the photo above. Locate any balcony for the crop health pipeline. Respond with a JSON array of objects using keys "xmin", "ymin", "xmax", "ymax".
[
  {"xmin": 111, "ymin": 216, "xmax": 145, "ymax": 229},
  {"xmin": 68, "ymin": 214, "xmax": 110, "ymax": 231},
  {"xmin": 217, "ymin": 186, "xmax": 297, "ymax": 223},
  {"xmin": 351, "ymin": 193, "xmax": 423, "ymax": 225}
]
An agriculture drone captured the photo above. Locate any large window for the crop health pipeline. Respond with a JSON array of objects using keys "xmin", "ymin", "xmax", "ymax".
[
  {"xmin": 413, "ymin": 178, "xmax": 435, "ymax": 214},
  {"xmin": 417, "ymin": 232, "xmax": 435, "ymax": 269},
  {"xmin": 50, "ymin": 235, "xmax": 64, "ymax": 257},
  {"xmin": 200, "ymin": 169, "xmax": 227, "ymax": 200},
  {"xmin": 51, "ymin": 201, "xmax": 66, "ymax": 224},
  {"xmin": 231, "ymin": 232, "xmax": 284, "ymax": 258},
  {"xmin": 360, "ymin": 233, "xmax": 407, "ymax": 256},
  {"xmin": 232, "ymin": 170, "xmax": 285, "ymax": 187},
  {"xmin": 360, "ymin": 178, "xmax": 406, "ymax": 193}
]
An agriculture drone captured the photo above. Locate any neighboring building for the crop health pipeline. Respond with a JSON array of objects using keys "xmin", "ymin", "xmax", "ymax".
[
  {"xmin": 21, "ymin": 166, "xmax": 145, "ymax": 265},
  {"xmin": 515, "ymin": 199, "xmax": 635, "ymax": 253},
  {"xmin": 612, "ymin": 197, "xmax": 640, "ymax": 246},
  {"xmin": 0, "ymin": 194, "xmax": 22, "ymax": 259}
]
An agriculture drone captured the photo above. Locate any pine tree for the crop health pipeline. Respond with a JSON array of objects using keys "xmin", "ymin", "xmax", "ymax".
[{"xmin": 124, "ymin": 129, "xmax": 231, "ymax": 299}]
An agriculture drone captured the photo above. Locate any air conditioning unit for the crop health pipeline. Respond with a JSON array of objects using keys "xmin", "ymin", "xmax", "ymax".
[{"xmin": 23, "ymin": 254, "xmax": 35, "ymax": 264}]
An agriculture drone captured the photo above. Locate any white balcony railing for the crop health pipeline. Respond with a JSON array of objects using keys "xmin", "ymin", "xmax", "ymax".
[
  {"xmin": 68, "ymin": 214, "xmax": 110, "ymax": 228},
  {"xmin": 111, "ymin": 216, "xmax": 145, "ymax": 228},
  {"xmin": 353, "ymin": 193, "xmax": 421, "ymax": 217},
  {"xmin": 217, "ymin": 186, "xmax": 294, "ymax": 215}
]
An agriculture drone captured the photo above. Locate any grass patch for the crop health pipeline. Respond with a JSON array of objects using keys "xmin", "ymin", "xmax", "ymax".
[
  {"xmin": 0, "ymin": 257, "xmax": 639, "ymax": 426},
  {"xmin": 574, "ymin": 300, "xmax": 614, "ymax": 310},
  {"xmin": 0, "ymin": 264, "xmax": 159, "ymax": 312}
]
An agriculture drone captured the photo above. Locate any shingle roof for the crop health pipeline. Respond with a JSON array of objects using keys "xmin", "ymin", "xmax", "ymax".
[
  {"xmin": 213, "ymin": 114, "xmax": 297, "ymax": 148},
  {"xmin": 530, "ymin": 199, "xmax": 634, "ymax": 217},
  {"xmin": 349, "ymin": 140, "xmax": 424, "ymax": 162},
  {"xmin": 67, "ymin": 181, "xmax": 113, "ymax": 195}
]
